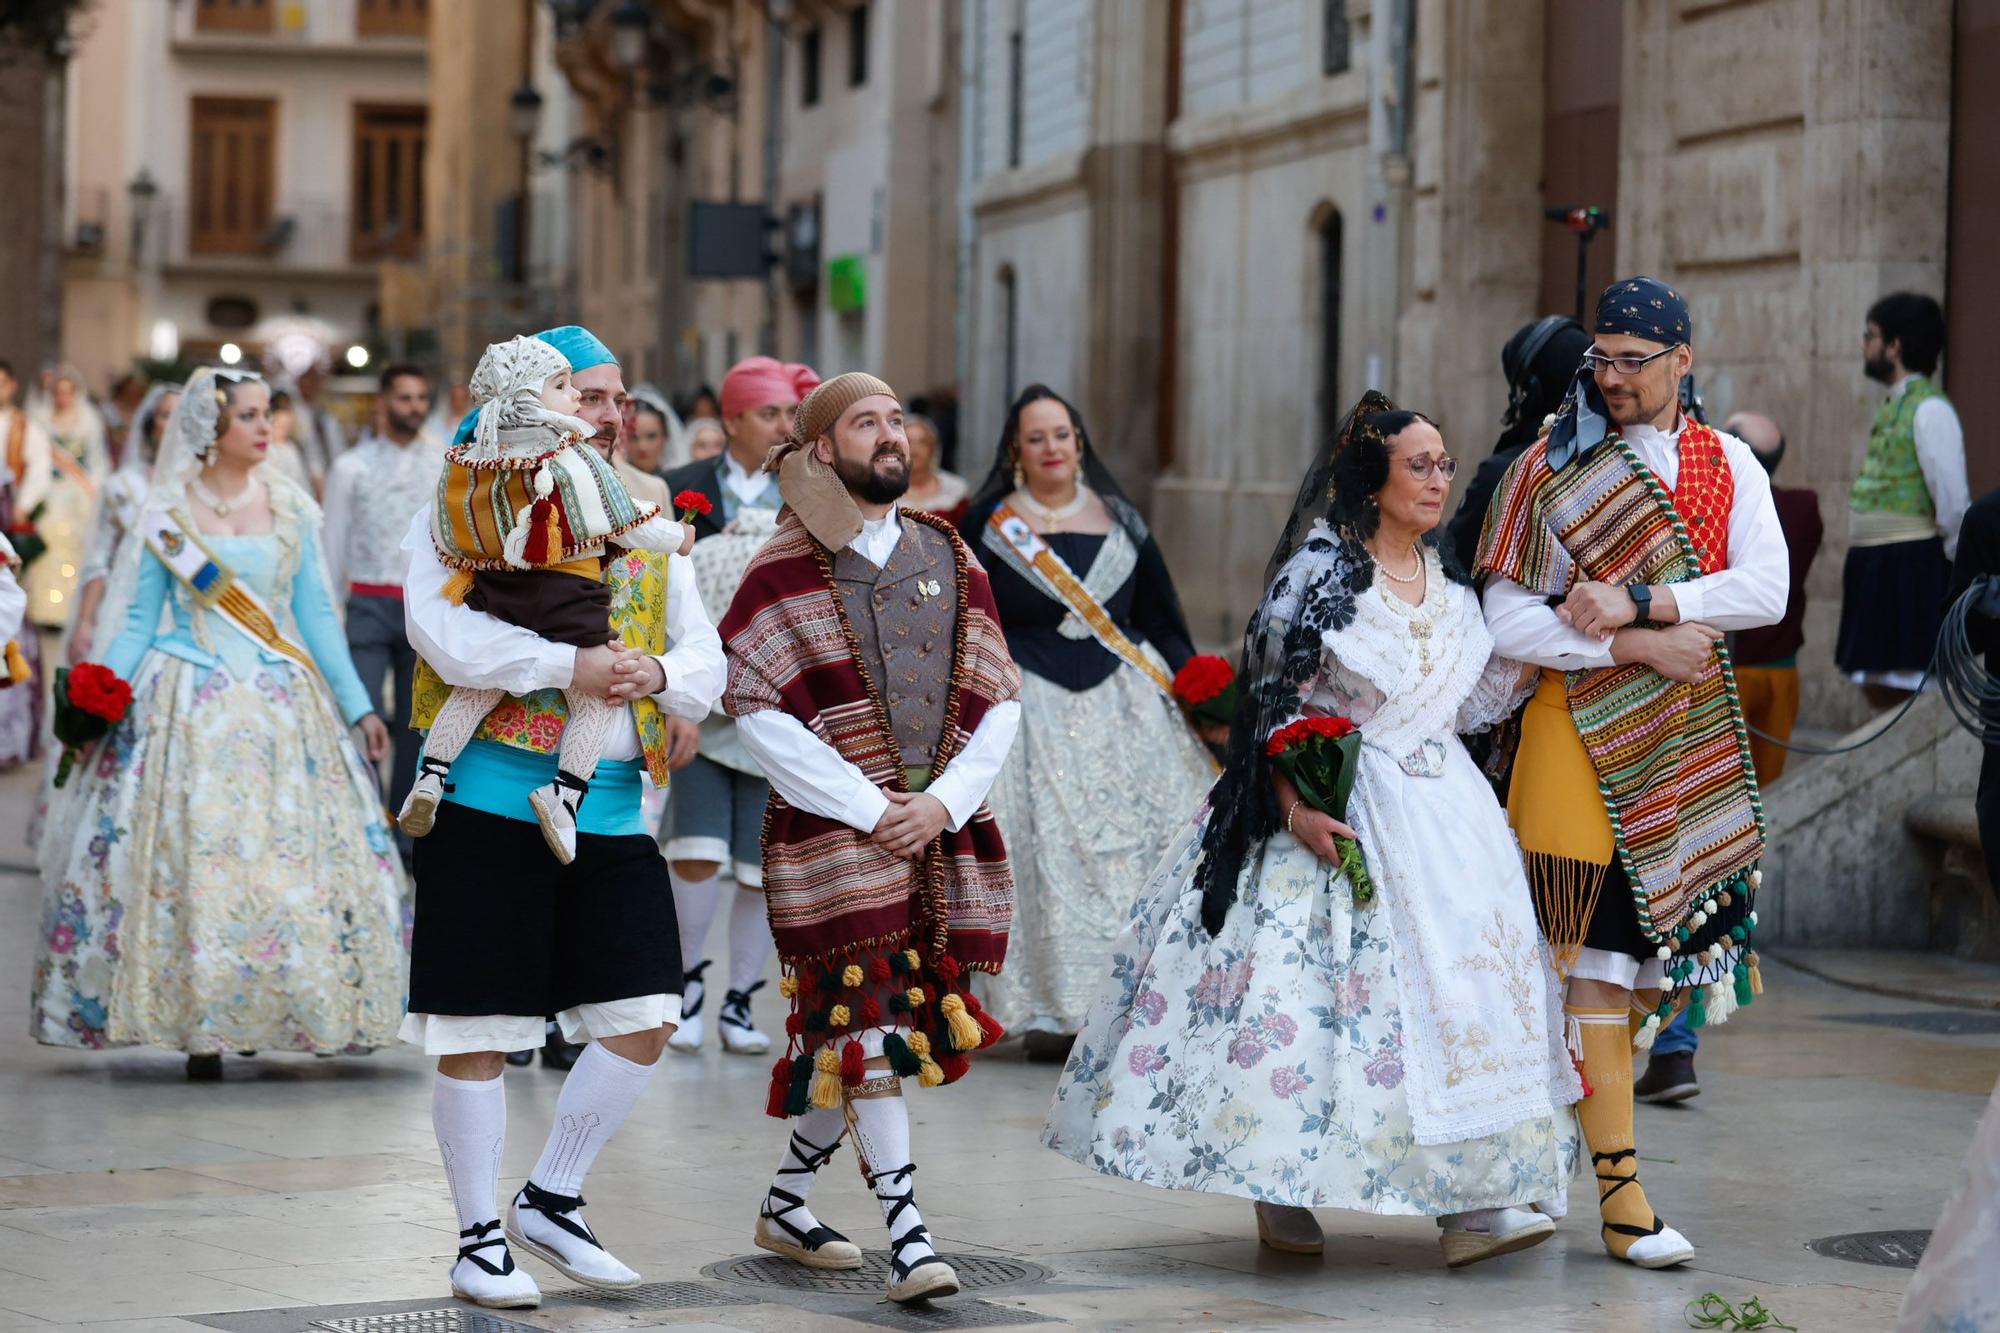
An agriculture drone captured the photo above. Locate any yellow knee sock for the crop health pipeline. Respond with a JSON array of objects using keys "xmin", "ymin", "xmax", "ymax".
[{"xmin": 1570, "ymin": 1004, "xmax": 1671, "ymax": 1259}]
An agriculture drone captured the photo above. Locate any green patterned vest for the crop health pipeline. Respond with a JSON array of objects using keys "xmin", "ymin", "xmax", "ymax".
[{"xmin": 1851, "ymin": 377, "xmax": 1945, "ymax": 518}]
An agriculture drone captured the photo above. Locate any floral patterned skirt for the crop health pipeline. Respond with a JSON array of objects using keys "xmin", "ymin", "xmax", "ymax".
[
  {"xmin": 31, "ymin": 653, "xmax": 408, "ymax": 1054},
  {"xmin": 1043, "ymin": 818, "xmax": 1580, "ymax": 1216}
]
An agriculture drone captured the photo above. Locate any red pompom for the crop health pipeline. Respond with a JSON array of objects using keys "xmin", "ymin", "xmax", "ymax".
[
  {"xmin": 521, "ymin": 497, "xmax": 555, "ymax": 566},
  {"xmin": 937, "ymin": 1052, "xmax": 970, "ymax": 1083},
  {"xmin": 859, "ymin": 995, "xmax": 883, "ymax": 1025},
  {"xmin": 975, "ymin": 1010, "xmax": 1006, "ymax": 1048},
  {"xmin": 785, "ymin": 1012, "xmax": 804, "ymax": 1038},
  {"xmin": 765, "ymin": 1058, "xmax": 792, "ymax": 1119},
  {"xmin": 869, "ymin": 957, "xmax": 894, "ymax": 984},
  {"xmin": 840, "ymin": 1041, "xmax": 866, "ymax": 1086},
  {"xmin": 933, "ymin": 955, "xmax": 961, "ymax": 985}
]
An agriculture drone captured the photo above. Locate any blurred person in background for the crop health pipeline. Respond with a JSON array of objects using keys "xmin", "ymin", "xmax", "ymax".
[
  {"xmin": 683, "ymin": 417, "xmax": 726, "ymax": 463},
  {"xmin": 263, "ymin": 389, "xmax": 317, "ymax": 496},
  {"xmin": 67, "ymin": 381, "xmax": 180, "ymax": 665},
  {"xmin": 899, "ymin": 413, "xmax": 968, "ymax": 523},
  {"xmin": 25, "ymin": 365, "xmax": 110, "ymax": 630},
  {"xmin": 1838, "ymin": 292, "xmax": 1967, "ymax": 708},
  {"xmin": 1448, "ymin": 315, "xmax": 1590, "ymax": 574},
  {"xmin": 0, "ymin": 359, "xmax": 50, "ymax": 766}
]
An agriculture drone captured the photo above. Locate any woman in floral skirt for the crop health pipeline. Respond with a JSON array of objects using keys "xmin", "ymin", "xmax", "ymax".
[
  {"xmin": 31, "ymin": 368, "xmax": 406, "ymax": 1079},
  {"xmin": 1044, "ymin": 392, "xmax": 1581, "ymax": 1269}
]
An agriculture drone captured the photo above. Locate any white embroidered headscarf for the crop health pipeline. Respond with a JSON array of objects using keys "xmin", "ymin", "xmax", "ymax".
[{"xmin": 464, "ymin": 336, "xmax": 592, "ymax": 459}]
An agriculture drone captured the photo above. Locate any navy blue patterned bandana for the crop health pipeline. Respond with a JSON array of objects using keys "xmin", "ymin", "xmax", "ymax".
[
  {"xmin": 1546, "ymin": 276, "xmax": 1692, "ymax": 469},
  {"xmin": 1595, "ymin": 275, "xmax": 1690, "ymax": 345}
]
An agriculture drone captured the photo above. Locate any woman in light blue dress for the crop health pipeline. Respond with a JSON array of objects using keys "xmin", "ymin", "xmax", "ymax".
[{"xmin": 31, "ymin": 368, "xmax": 406, "ymax": 1079}]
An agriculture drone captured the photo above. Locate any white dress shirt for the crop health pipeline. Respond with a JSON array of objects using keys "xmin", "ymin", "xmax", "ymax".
[
  {"xmin": 733, "ymin": 511, "xmax": 1022, "ymax": 834},
  {"xmin": 322, "ymin": 428, "xmax": 447, "ymax": 594},
  {"xmin": 0, "ymin": 407, "xmax": 53, "ymax": 519},
  {"xmin": 721, "ymin": 450, "xmax": 778, "ymax": 509},
  {"xmin": 399, "ymin": 506, "xmax": 725, "ymax": 761},
  {"xmin": 1892, "ymin": 373, "xmax": 1971, "ymax": 559},
  {"xmin": 1484, "ymin": 418, "xmax": 1790, "ymax": 670}
]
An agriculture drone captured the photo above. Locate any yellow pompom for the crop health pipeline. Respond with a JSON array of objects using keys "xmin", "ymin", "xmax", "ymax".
[
  {"xmin": 916, "ymin": 1057, "xmax": 945, "ymax": 1088},
  {"xmin": 940, "ymin": 992, "xmax": 981, "ymax": 1052},
  {"xmin": 440, "ymin": 568, "xmax": 476, "ymax": 606},
  {"xmin": 842, "ymin": 963, "xmax": 865, "ymax": 989},
  {"xmin": 2, "ymin": 640, "xmax": 26, "ymax": 687},
  {"xmin": 903, "ymin": 949, "xmax": 922, "ymax": 971},
  {"xmin": 906, "ymin": 987, "xmax": 926, "ymax": 1009},
  {"xmin": 809, "ymin": 1045, "xmax": 842, "ymax": 1109},
  {"xmin": 779, "ymin": 974, "xmax": 799, "ymax": 999},
  {"xmin": 906, "ymin": 1031, "xmax": 931, "ymax": 1059},
  {"xmin": 828, "ymin": 1004, "xmax": 851, "ymax": 1028}
]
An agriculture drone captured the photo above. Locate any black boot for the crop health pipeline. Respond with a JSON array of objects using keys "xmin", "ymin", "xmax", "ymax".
[
  {"xmin": 1633, "ymin": 1050, "xmax": 1699, "ymax": 1104},
  {"xmin": 541, "ymin": 1020, "xmax": 583, "ymax": 1072}
]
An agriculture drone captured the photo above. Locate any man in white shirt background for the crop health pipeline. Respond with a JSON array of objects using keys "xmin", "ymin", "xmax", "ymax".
[
  {"xmin": 323, "ymin": 362, "xmax": 445, "ymax": 833},
  {"xmin": 1836, "ymin": 291, "xmax": 1969, "ymax": 708}
]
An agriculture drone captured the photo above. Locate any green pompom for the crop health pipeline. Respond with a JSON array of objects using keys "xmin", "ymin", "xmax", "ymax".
[
  {"xmin": 1734, "ymin": 962, "xmax": 1753, "ymax": 1008},
  {"xmin": 1688, "ymin": 987, "xmax": 1709, "ymax": 1030},
  {"xmin": 882, "ymin": 1032, "xmax": 923, "ymax": 1078},
  {"xmin": 783, "ymin": 1052, "xmax": 813, "ymax": 1117}
]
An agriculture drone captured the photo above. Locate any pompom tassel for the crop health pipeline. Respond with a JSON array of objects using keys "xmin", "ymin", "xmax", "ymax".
[
  {"xmin": 783, "ymin": 1052, "xmax": 813, "ymax": 1118},
  {"xmin": 1631, "ymin": 1014, "xmax": 1660, "ymax": 1052},
  {"xmin": 915, "ymin": 1056, "xmax": 946, "ymax": 1088},
  {"xmin": 1734, "ymin": 961, "xmax": 1754, "ymax": 1009},
  {"xmin": 940, "ymin": 993, "xmax": 982, "ymax": 1052},
  {"xmin": 2, "ymin": 640, "xmax": 27, "ymax": 686},
  {"xmin": 882, "ymin": 1032, "xmax": 923, "ymax": 1079},
  {"xmin": 439, "ymin": 569, "xmax": 476, "ymax": 606},
  {"xmin": 765, "ymin": 1057, "xmax": 793, "ymax": 1119},
  {"xmin": 937, "ymin": 1052, "xmax": 970, "ymax": 1083},
  {"xmin": 1687, "ymin": 985, "xmax": 1708, "ymax": 1030},
  {"xmin": 809, "ymin": 1046, "xmax": 843, "ymax": 1109},
  {"xmin": 840, "ymin": 1040, "xmax": 866, "ymax": 1087},
  {"xmin": 1748, "ymin": 951, "xmax": 1765, "ymax": 995},
  {"xmin": 1706, "ymin": 979, "xmax": 1735, "ymax": 1026}
]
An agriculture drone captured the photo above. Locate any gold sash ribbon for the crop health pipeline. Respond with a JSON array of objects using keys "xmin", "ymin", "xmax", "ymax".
[{"xmin": 144, "ymin": 508, "xmax": 321, "ymax": 681}]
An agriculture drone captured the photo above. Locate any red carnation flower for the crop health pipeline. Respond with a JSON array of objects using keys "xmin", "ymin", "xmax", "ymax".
[
  {"xmin": 51, "ymin": 664, "xmax": 136, "ymax": 788},
  {"xmin": 1173, "ymin": 654, "xmax": 1235, "ymax": 706},
  {"xmin": 67, "ymin": 663, "xmax": 133, "ymax": 722},
  {"xmin": 673, "ymin": 489, "xmax": 714, "ymax": 523}
]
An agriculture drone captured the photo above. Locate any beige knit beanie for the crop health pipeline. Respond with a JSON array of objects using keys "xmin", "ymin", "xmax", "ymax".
[{"xmin": 763, "ymin": 371, "xmax": 899, "ymax": 550}]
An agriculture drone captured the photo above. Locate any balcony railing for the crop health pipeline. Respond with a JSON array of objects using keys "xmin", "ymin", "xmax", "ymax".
[{"xmin": 141, "ymin": 190, "xmax": 421, "ymax": 274}]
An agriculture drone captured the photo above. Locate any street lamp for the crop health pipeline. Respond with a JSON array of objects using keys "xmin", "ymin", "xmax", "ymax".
[
  {"xmin": 610, "ymin": 0, "xmax": 651, "ymax": 71},
  {"xmin": 127, "ymin": 168, "xmax": 158, "ymax": 263}
]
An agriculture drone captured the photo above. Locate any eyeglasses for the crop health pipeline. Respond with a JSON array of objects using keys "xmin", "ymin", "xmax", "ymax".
[
  {"xmin": 1583, "ymin": 345, "xmax": 1679, "ymax": 376},
  {"xmin": 1403, "ymin": 454, "xmax": 1457, "ymax": 481}
]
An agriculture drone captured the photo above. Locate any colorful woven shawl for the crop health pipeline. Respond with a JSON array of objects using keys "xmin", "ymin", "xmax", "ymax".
[
  {"xmin": 1477, "ymin": 423, "xmax": 1765, "ymax": 943},
  {"xmin": 433, "ymin": 436, "xmax": 654, "ymax": 572}
]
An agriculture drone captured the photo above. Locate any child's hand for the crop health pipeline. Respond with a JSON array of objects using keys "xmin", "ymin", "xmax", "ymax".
[{"xmin": 676, "ymin": 523, "xmax": 695, "ymax": 558}]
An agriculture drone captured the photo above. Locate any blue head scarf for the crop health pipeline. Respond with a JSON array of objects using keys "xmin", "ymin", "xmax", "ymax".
[
  {"xmin": 452, "ymin": 325, "xmax": 618, "ymax": 444},
  {"xmin": 1545, "ymin": 276, "xmax": 1692, "ymax": 470}
]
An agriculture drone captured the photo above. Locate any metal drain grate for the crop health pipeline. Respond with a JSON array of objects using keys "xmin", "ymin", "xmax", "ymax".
[
  {"xmin": 544, "ymin": 1280, "xmax": 757, "ymax": 1310},
  {"xmin": 1806, "ymin": 1230, "xmax": 1930, "ymax": 1268},
  {"xmin": 845, "ymin": 1300, "xmax": 1062, "ymax": 1330},
  {"xmin": 312, "ymin": 1312, "xmax": 542, "ymax": 1333},
  {"xmin": 1829, "ymin": 1011, "xmax": 2000, "ymax": 1036},
  {"xmin": 704, "ymin": 1251, "xmax": 1052, "ymax": 1295}
]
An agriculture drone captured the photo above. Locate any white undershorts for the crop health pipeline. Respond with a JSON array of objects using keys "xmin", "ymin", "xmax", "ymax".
[{"xmin": 398, "ymin": 993, "xmax": 683, "ymax": 1055}]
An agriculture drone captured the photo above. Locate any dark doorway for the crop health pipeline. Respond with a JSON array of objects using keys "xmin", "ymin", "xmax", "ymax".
[
  {"xmin": 1317, "ymin": 208, "xmax": 1343, "ymax": 443},
  {"xmin": 1539, "ymin": 1, "xmax": 1621, "ymax": 320},
  {"xmin": 1948, "ymin": 1, "xmax": 2000, "ymax": 495}
]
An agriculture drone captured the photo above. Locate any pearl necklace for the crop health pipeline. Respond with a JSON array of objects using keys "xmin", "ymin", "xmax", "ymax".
[
  {"xmin": 191, "ymin": 473, "xmax": 256, "ymax": 517},
  {"xmin": 1372, "ymin": 539, "xmax": 1425, "ymax": 584},
  {"xmin": 1015, "ymin": 484, "xmax": 1092, "ymax": 532}
]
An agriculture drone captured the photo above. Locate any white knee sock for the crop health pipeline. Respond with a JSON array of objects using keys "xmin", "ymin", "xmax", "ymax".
[
  {"xmin": 556, "ymin": 689, "xmax": 615, "ymax": 783},
  {"xmin": 433, "ymin": 1071, "xmax": 507, "ymax": 1232},
  {"xmin": 426, "ymin": 686, "xmax": 505, "ymax": 764},
  {"xmin": 728, "ymin": 886, "xmax": 773, "ymax": 994},
  {"xmin": 762, "ymin": 1104, "xmax": 847, "ymax": 1235},
  {"xmin": 670, "ymin": 868, "xmax": 723, "ymax": 975},
  {"xmin": 529, "ymin": 1042, "xmax": 657, "ymax": 1198},
  {"xmin": 848, "ymin": 1092, "xmax": 939, "ymax": 1271}
]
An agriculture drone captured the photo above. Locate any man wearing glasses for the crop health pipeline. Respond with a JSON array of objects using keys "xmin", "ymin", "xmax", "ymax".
[{"xmin": 1474, "ymin": 277, "xmax": 1788, "ymax": 1271}]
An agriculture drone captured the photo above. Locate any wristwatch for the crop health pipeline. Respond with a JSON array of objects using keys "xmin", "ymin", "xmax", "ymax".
[{"xmin": 1629, "ymin": 583, "xmax": 1653, "ymax": 626}]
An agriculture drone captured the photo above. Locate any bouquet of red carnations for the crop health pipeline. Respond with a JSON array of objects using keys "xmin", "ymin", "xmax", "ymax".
[
  {"xmin": 1266, "ymin": 715, "xmax": 1374, "ymax": 904},
  {"xmin": 52, "ymin": 663, "xmax": 133, "ymax": 787},
  {"xmin": 1173, "ymin": 654, "xmax": 1238, "ymax": 727}
]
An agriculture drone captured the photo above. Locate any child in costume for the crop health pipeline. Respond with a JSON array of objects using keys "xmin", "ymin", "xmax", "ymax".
[{"xmin": 399, "ymin": 335, "xmax": 693, "ymax": 862}]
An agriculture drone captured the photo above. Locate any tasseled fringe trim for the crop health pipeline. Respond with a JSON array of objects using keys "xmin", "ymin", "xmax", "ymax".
[
  {"xmin": 1524, "ymin": 851, "xmax": 1609, "ymax": 980},
  {"xmin": 1, "ymin": 639, "xmax": 26, "ymax": 687},
  {"xmin": 440, "ymin": 569, "xmax": 476, "ymax": 606}
]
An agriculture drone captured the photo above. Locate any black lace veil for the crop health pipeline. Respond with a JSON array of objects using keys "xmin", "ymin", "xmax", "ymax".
[{"xmin": 962, "ymin": 384, "xmax": 1150, "ymax": 545}]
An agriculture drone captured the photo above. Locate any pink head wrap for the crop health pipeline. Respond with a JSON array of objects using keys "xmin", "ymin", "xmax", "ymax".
[{"xmin": 720, "ymin": 356, "xmax": 820, "ymax": 421}]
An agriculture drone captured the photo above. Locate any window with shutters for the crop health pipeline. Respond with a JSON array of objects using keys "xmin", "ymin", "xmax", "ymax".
[
  {"xmin": 195, "ymin": 0, "xmax": 273, "ymax": 34},
  {"xmin": 352, "ymin": 103, "xmax": 427, "ymax": 260},
  {"xmin": 188, "ymin": 97, "xmax": 277, "ymax": 255},
  {"xmin": 357, "ymin": 0, "xmax": 428, "ymax": 38}
]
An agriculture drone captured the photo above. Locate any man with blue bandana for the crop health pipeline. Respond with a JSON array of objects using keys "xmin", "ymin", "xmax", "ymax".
[
  {"xmin": 397, "ymin": 326, "xmax": 726, "ymax": 1310},
  {"xmin": 1475, "ymin": 278, "xmax": 1788, "ymax": 1272}
]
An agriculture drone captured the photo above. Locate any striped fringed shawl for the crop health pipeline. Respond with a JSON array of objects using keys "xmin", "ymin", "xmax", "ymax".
[
  {"xmin": 1476, "ymin": 426, "xmax": 1764, "ymax": 944},
  {"xmin": 720, "ymin": 509, "xmax": 1020, "ymax": 973},
  {"xmin": 433, "ymin": 436, "xmax": 655, "ymax": 571}
]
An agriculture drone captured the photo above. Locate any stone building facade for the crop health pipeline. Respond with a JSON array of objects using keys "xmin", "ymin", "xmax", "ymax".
[{"xmin": 960, "ymin": 0, "xmax": 1988, "ymax": 732}]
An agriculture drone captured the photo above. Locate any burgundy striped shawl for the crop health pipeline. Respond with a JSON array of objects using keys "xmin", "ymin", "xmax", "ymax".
[{"xmin": 720, "ymin": 509, "xmax": 1019, "ymax": 971}]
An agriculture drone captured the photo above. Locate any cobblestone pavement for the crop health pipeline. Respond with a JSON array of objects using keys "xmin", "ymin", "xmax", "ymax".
[{"xmin": 1, "ymin": 764, "xmax": 1990, "ymax": 1332}]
